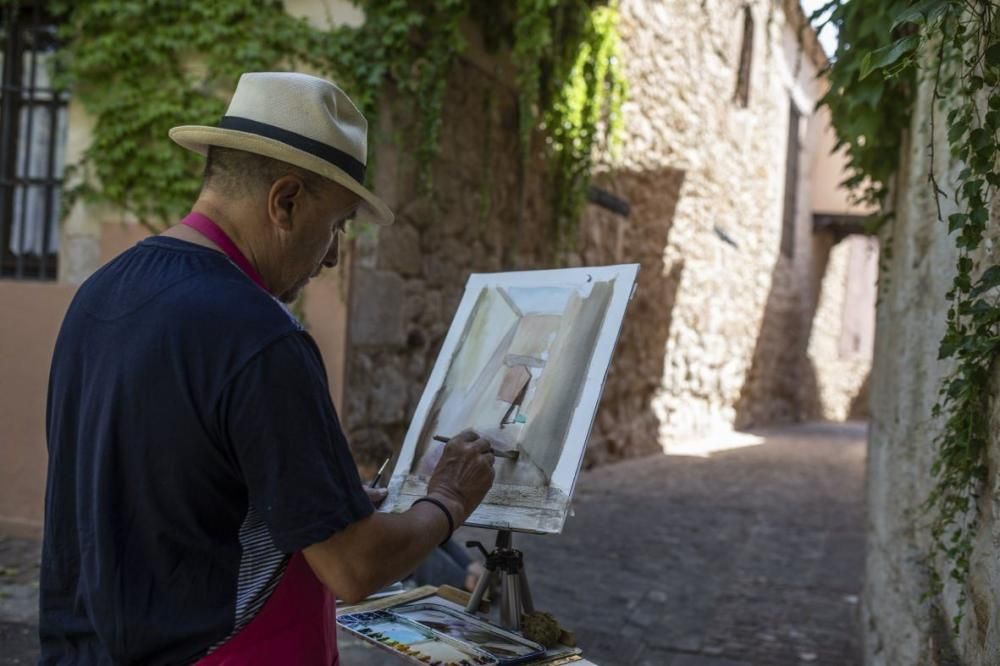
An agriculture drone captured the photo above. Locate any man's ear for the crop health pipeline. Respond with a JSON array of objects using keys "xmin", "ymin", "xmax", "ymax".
[{"xmin": 268, "ymin": 176, "xmax": 305, "ymax": 231}]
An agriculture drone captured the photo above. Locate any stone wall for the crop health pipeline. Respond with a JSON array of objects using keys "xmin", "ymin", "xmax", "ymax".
[
  {"xmin": 590, "ymin": 0, "xmax": 871, "ymax": 446},
  {"xmin": 864, "ymin": 68, "xmax": 1000, "ymax": 664},
  {"xmin": 343, "ymin": 40, "xmax": 557, "ymax": 470},
  {"xmin": 805, "ymin": 233, "xmax": 876, "ymax": 422},
  {"xmin": 343, "ymin": 0, "xmax": 875, "ymax": 471}
]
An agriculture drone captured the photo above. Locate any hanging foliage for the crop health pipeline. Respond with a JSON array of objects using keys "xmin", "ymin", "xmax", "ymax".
[
  {"xmin": 818, "ymin": 0, "xmax": 1000, "ymax": 637},
  {"xmin": 16, "ymin": 0, "xmax": 621, "ymax": 242}
]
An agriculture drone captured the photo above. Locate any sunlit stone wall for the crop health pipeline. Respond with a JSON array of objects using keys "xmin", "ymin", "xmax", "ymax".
[{"xmin": 343, "ymin": 0, "xmax": 874, "ymax": 471}]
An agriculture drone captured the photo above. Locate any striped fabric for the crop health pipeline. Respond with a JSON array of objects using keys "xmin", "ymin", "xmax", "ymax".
[{"xmin": 208, "ymin": 506, "xmax": 288, "ymax": 652}]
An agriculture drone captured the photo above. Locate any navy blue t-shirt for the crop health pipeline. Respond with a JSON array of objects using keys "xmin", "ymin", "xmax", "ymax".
[{"xmin": 39, "ymin": 236, "xmax": 373, "ymax": 665}]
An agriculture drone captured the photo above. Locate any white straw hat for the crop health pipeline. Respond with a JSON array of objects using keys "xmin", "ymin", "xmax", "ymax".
[{"xmin": 169, "ymin": 72, "xmax": 393, "ymax": 225}]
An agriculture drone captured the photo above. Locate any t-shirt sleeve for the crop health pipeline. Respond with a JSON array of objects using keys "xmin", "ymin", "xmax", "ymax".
[{"xmin": 217, "ymin": 331, "xmax": 374, "ymax": 553}]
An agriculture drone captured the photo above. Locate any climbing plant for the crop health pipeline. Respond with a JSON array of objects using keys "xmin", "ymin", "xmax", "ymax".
[
  {"xmin": 814, "ymin": 0, "xmax": 917, "ymax": 207},
  {"xmin": 22, "ymin": 0, "xmax": 621, "ymax": 241},
  {"xmin": 818, "ymin": 0, "xmax": 1000, "ymax": 636},
  {"xmin": 508, "ymin": 0, "xmax": 626, "ymax": 246}
]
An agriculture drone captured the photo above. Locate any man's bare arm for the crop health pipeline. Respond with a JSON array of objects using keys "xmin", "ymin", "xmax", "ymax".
[
  {"xmin": 303, "ymin": 431, "xmax": 494, "ymax": 603},
  {"xmin": 304, "ymin": 500, "xmax": 458, "ymax": 603}
]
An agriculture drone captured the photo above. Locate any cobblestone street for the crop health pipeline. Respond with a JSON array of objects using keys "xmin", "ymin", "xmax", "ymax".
[
  {"xmin": 505, "ymin": 421, "xmax": 866, "ymax": 665},
  {"xmin": 1, "ymin": 422, "xmax": 866, "ymax": 665}
]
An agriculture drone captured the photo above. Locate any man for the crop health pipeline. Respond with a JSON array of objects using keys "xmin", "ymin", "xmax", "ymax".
[{"xmin": 39, "ymin": 72, "xmax": 496, "ymax": 664}]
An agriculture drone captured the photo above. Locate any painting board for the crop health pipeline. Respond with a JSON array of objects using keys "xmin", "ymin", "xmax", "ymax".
[{"xmin": 381, "ymin": 264, "xmax": 639, "ymax": 534}]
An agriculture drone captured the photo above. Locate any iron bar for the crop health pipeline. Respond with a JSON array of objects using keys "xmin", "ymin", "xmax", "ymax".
[{"xmin": 14, "ymin": 2, "xmax": 42, "ymax": 279}]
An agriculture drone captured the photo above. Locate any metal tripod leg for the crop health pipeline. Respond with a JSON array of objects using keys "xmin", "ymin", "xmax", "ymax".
[
  {"xmin": 465, "ymin": 563, "xmax": 495, "ymax": 613},
  {"xmin": 465, "ymin": 530, "xmax": 536, "ymax": 631},
  {"xmin": 518, "ymin": 567, "xmax": 534, "ymax": 615},
  {"xmin": 502, "ymin": 569, "xmax": 525, "ymax": 629}
]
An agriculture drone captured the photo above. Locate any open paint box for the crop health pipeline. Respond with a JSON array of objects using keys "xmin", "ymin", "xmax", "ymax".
[{"xmin": 338, "ymin": 604, "xmax": 546, "ymax": 665}]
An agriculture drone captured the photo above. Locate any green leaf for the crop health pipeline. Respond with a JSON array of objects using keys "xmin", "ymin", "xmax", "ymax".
[
  {"xmin": 948, "ymin": 119, "xmax": 969, "ymax": 145},
  {"xmin": 970, "ymin": 207, "xmax": 989, "ymax": 225},
  {"xmin": 890, "ymin": 0, "xmax": 934, "ymax": 29},
  {"xmin": 860, "ymin": 35, "xmax": 919, "ymax": 80},
  {"xmin": 939, "ymin": 338, "xmax": 960, "ymax": 359},
  {"xmin": 986, "ymin": 41, "xmax": 1000, "ymax": 67},
  {"xmin": 970, "ymin": 266, "xmax": 1000, "ymax": 297},
  {"xmin": 970, "ymin": 128, "xmax": 991, "ymax": 151},
  {"xmin": 962, "ymin": 179, "xmax": 984, "ymax": 199},
  {"xmin": 986, "ymin": 111, "xmax": 1000, "ymax": 132}
]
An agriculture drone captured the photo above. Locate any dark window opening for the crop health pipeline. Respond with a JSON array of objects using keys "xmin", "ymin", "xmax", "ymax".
[
  {"xmin": 0, "ymin": 3, "xmax": 68, "ymax": 281},
  {"xmin": 734, "ymin": 6, "xmax": 754, "ymax": 108},
  {"xmin": 781, "ymin": 100, "xmax": 801, "ymax": 259}
]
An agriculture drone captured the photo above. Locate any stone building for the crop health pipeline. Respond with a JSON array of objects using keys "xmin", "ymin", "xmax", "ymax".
[
  {"xmin": 862, "ymin": 44, "xmax": 1000, "ymax": 666},
  {"xmin": 0, "ymin": 0, "xmax": 872, "ymax": 534},
  {"xmin": 345, "ymin": 0, "xmax": 876, "ymax": 470}
]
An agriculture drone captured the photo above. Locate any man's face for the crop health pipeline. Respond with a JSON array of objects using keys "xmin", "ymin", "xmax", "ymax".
[{"xmin": 276, "ymin": 182, "xmax": 360, "ymax": 304}]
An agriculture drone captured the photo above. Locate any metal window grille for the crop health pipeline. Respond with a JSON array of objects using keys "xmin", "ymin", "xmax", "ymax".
[{"xmin": 0, "ymin": 3, "xmax": 68, "ymax": 281}]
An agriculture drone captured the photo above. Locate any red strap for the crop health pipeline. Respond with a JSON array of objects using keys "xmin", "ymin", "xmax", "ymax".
[{"xmin": 181, "ymin": 212, "xmax": 269, "ymax": 292}]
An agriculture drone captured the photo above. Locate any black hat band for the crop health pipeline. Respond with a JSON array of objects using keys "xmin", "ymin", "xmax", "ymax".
[{"xmin": 218, "ymin": 115, "xmax": 366, "ymax": 185}]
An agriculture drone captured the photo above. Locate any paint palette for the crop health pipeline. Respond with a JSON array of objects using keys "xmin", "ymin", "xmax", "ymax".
[
  {"xmin": 395, "ymin": 604, "xmax": 546, "ymax": 663},
  {"xmin": 338, "ymin": 605, "xmax": 546, "ymax": 665},
  {"xmin": 338, "ymin": 609, "xmax": 495, "ymax": 665}
]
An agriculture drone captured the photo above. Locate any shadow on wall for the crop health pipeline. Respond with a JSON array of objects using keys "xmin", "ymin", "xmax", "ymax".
[
  {"xmin": 848, "ymin": 370, "xmax": 870, "ymax": 421},
  {"xmin": 733, "ymin": 230, "xmax": 824, "ymax": 430},
  {"xmin": 343, "ymin": 56, "xmax": 556, "ymax": 473},
  {"xmin": 735, "ymin": 226, "xmax": 875, "ymax": 428},
  {"xmin": 803, "ymin": 229, "xmax": 873, "ymax": 423},
  {"xmin": 344, "ymin": 53, "xmax": 688, "ymax": 473},
  {"xmin": 580, "ymin": 167, "xmax": 687, "ymax": 468}
]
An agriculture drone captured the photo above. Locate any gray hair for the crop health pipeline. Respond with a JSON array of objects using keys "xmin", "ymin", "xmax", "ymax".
[{"xmin": 201, "ymin": 146, "xmax": 329, "ymax": 198}]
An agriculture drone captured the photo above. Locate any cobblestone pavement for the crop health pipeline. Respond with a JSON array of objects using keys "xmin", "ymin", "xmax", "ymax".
[
  {"xmin": 504, "ymin": 421, "xmax": 866, "ymax": 666},
  {"xmin": 1, "ymin": 422, "xmax": 866, "ymax": 665}
]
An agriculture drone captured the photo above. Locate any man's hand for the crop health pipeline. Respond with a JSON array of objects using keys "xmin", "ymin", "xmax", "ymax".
[
  {"xmin": 302, "ymin": 431, "xmax": 495, "ymax": 604},
  {"xmin": 426, "ymin": 430, "xmax": 496, "ymax": 524},
  {"xmin": 365, "ymin": 486, "xmax": 387, "ymax": 508}
]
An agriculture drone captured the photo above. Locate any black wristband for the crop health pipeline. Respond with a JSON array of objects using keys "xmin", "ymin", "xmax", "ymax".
[{"xmin": 412, "ymin": 496, "xmax": 455, "ymax": 546}]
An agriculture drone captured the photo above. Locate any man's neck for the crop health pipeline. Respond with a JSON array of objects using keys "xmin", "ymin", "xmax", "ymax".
[{"xmin": 161, "ymin": 198, "xmax": 268, "ymax": 285}]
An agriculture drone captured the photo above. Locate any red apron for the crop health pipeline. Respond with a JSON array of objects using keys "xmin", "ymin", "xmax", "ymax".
[
  {"xmin": 195, "ymin": 553, "xmax": 339, "ymax": 666},
  {"xmin": 181, "ymin": 212, "xmax": 340, "ymax": 665}
]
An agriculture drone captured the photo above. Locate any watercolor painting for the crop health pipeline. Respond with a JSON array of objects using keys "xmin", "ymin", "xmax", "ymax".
[{"xmin": 382, "ymin": 265, "xmax": 639, "ymax": 534}]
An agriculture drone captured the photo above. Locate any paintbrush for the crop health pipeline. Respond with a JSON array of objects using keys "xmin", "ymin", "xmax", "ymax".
[
  {"xmin": 369, "ymin": 457, "xmax": 390, "ymax": 488},
  {"xmin": 432, "ymin": 434, "xmax": 520, "ymax": 460}
]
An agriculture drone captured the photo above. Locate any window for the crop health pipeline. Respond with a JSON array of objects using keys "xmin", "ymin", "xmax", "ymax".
[
  {"xmin": 734, "ymin": 5, "xmax": 754, "ymax": 108},
  {"xmin": 0, "ymin": 3, "xmax": 68, "ymax": 281},
  {"xmin": 780, "ymin": 100, "xmax": 800, "ymax": 259}
]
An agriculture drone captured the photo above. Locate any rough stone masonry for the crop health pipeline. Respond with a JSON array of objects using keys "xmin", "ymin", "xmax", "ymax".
[{"xmin": 342, "ymin": 0, "xmax": 873, "ymax": 472}]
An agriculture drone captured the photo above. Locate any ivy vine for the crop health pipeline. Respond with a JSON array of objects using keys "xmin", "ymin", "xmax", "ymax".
[
  {"xmin": 18, "ymin": 0, "xmax": 621, "ymax": 244},
  {"xmin": 508, "ymin": 0, "xmax": 625, "ymax": 246},
  {"xmin": 814, "ymin": 0, "xmax": 916, "ymax": 207},
  {"xmin": 818, "ymin": 0, "xmax": 1000, "ymax": 638}
]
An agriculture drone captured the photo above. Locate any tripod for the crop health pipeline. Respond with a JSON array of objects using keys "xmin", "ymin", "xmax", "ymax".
[{"xmin": 465, "ymin": 530, "xmax": 534, "ymax": 631}]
